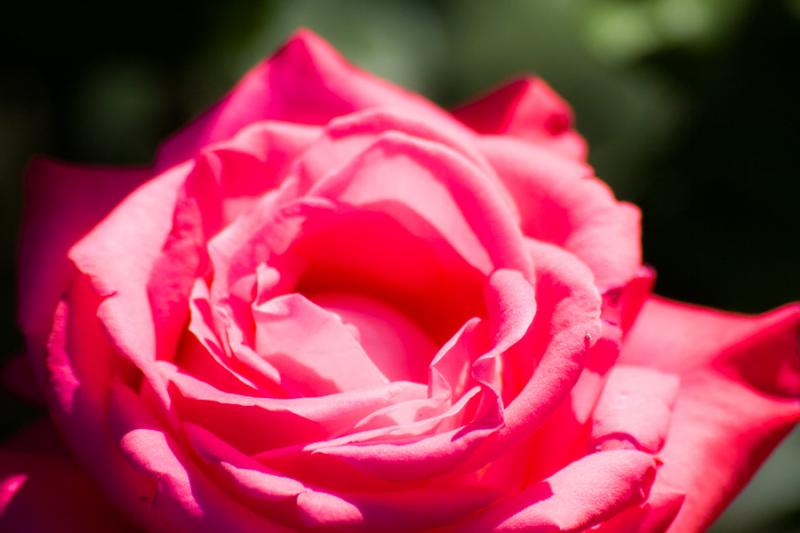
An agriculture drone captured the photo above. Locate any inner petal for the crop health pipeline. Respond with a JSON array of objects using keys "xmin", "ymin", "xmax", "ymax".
[
  {"xmin": 310, "ymin": 292, "xmax": 438, "ymax": 383},
  {"xmin": 252, "ymin": 293, "xmax": 389, "ymax": 396}
]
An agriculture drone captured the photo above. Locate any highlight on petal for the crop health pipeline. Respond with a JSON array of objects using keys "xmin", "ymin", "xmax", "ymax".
[
  {"xmin": 461, "ymin": 449, "xmax": 658, "ymax": 532},
  {"xmin": 620, "ymin": 297, "xmax": 800, "ymax": 531},
  {"xmin": 252, "ymin": 293, "xmax": 389, "ymax": 395},
  {"xmin": 453, "ymin": 77, "xmax": 587, "ymax": 160},
  {"xmin": 69, "ymin": 161, "xmax": 191, "ymax": 370},
  {"xmin": 107, "ymin": 382, "xmax": 292, "ymax": 532},
  {"xmin": 497, "ymin": 239, "xmax": 602, "ymax": 446}
]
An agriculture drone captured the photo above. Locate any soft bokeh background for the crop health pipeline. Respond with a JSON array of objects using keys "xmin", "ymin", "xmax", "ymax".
[{"xmin": 1, "ymin": 0, "xmax": 798, "ymax": 530}]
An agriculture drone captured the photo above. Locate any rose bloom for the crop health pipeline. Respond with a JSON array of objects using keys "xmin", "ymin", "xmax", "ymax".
[{"xmin": 2, "ymin": 29, "xmax": 798, "ymax": 532}]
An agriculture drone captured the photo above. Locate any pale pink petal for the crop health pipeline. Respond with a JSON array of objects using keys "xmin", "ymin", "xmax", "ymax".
[
  {"xmin": 496, "ymin": 239, "xmax": 602, "ymax": 447},
  {"xmin": 311, "ymin": 292, "xmax": 438, "ymax": 383},
  {"xmin": 590, "ymin": 365, "xmax": 680, "ymax": 453},
  {"xmin": 107, "ymin": 382, "xmax": 293, "ymax": 532},
  {"xmin": 252, "ymin": 293, "xmax": 390, "ymax": 394},
  {"xmin": 461, "ymin": 449, "xmax": 658, "ymax": 532},
  {"xmin": 163, "ymin": 363, "xmax": 424, "ymax": 452},
  {"xmin": 453, "ymin": 77, "xmax": 588, "ymax": 160},
  {"xmin": 620, "ymin": 297, "xmax": 800, "ymax": 532}
]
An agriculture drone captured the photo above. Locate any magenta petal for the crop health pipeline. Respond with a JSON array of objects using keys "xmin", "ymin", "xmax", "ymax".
[
  {"xmin": 453, "ymin": 77, "xmax": 588, "ymax": 160},
  {"xmin": 620, "ymin": 297, "xmax": 800, "ymax": 531}
]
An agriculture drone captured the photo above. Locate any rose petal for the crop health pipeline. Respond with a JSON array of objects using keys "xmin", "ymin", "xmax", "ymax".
[
  {"xmin": 453, "ymin": 77, "xmax": 587, "ymax": 160},
  {"xmin": 292, "ymin": 108, "xmax": 516, "ymax": 215},
  {"xmin": 461, "ymin": 449, "xmax": 658, "ymax": 532},
  {"xmin": 308, "ymin": 131, "xmax": 531, "ymax": 278},
  {"xmin": 295, "ymin": 482, "xmax": 497, "ymax": 531},
  {"xmin": 496, "ymin": 239, "xmax": 602, "ymax": 447},
  {"xmin": 590, "ymin": 365, "xmax": 680, "ymax": 453},
  {"xmin": 69, "ymin": 161, "xmax": 191, "ymax": 379},
  {"xmin": 620, "ymin": 297, "xmax": 800, "ymax": 531},
  {"xmin": 206, "ymin": 120, "xmax": 322, "ymax": 223},
  {"xmin": 590, "ymin": 488, "xmax": 685, "ymax": 533},
  {"xmin": 478, "ymin": 136, "xmax": 641, "ymax": 290},
  {"xmin": 252, "ymin": 293, "xmax": 390, "ymax": 394},
  {"xmin": 164, "ymin": 363, "xmax": 425, "ymax": 452},
  {"xmin": 311, "ymin": 292, "xmax": 438, "ymax": 383},
  {"xmin": 38, "ymin": 285, "xmax": 178, "ymax": 531},
  {"xmin": 107, "ymin": 382, "xmax": 292, "ymax": 532}
]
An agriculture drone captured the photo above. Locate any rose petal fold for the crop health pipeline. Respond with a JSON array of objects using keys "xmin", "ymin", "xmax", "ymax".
[
  {"xmin": 461, "ymin": 449, "xmax": 658, "ymax": 532},
  {"xmin": 478, "ymin": 136, "xmax": 641, "ymax": 290}
]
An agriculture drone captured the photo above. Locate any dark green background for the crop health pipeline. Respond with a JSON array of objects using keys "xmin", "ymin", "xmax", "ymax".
[{"xmin": 1, "ymin": 1, "xmax": 798, "ymax": 530}]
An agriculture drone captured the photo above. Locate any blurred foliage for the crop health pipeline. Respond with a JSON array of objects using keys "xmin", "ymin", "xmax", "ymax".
[{"xmin": 1, "ymin": 0, "xmax": 798, "ymax": 530}]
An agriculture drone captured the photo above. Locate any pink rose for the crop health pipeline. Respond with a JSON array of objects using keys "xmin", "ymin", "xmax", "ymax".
[{"xmin": 4, "ymin": 29, "xmax": 798, "ymax": 532}]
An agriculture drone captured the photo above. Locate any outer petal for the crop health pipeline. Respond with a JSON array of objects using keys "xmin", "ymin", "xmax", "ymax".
[
  {"xmin": 478, "ymin": 136, "xmax": 641, "ymax": 291},
  {"xmin": 461, "ymin": 449, "xmax": 658, "ymax": 532},
  {"xmin": 620, "ymin": 297, "xmax": 800, "ymax": 532},
  {"xmin": 68, "ymin": 161, "xmax": 190, "ymax": 379},
  {"xmin": 453, "ymin": 77, "xmax": 587, "ymax": 160},
  {"xmin": 18, "ymin": 158, "xmax": 148, "ymax": 345},
  {"xmin": 156, "ymin": 29, "xmax": 464, "ymax": 168},
  {"xmin": 107, "ymin": 383, "xmax": 292, "ymax": 532},
  {"xmin": 0, "ymin": 419, "xmax": 134, "ymax": 532}
]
